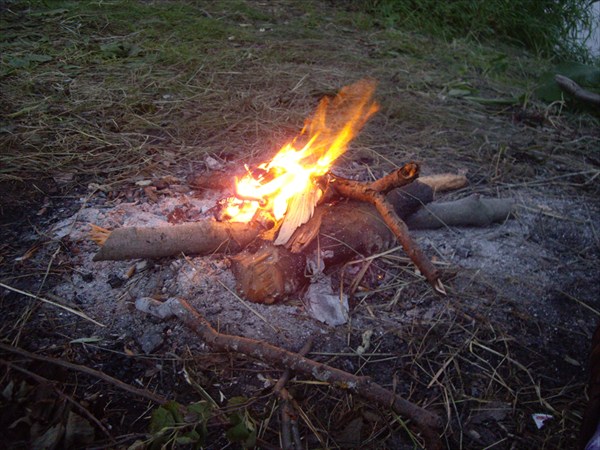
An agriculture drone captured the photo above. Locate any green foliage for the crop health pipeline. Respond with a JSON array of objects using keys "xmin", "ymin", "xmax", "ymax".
[
  {"xmin": 355, "ymin": 0, "xmax": 596, "ymax": 62},
  {"xmin": 140, "ymin": 397, "xmax": 256, "ymax": 449},
  {"xmin": 225, "ymin": 397, "xmax": 256, "ymax": 448},
  {"xmin": 535, "ymin": 61, "xmax": 600, "ymax": 104},
  {"xmin": 146, "ymin": 400, "xmax": 211, "ymax": 449}
]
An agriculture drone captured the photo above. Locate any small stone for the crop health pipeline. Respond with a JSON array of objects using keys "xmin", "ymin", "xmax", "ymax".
[
  {"xmin": 135, "ymin": 261, "xmax": 149, "ymax": 272},
  {"xmin": 107, "ymin": 274, "xmax": 125, "ymax": 288},
  {"xmin": 137, "ymin": 330, "xmax": 164, "ymax": 354}
]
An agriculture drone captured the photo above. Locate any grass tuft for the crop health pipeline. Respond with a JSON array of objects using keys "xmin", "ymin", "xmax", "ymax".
[{"xmin": 355, "ymin": 0, "xmax": 597, "ymax": 62}]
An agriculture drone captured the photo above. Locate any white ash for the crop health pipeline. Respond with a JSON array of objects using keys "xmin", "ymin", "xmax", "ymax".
[{"xmin": 40, "ymin": 185, "xmax": 599, "ymax": 358}]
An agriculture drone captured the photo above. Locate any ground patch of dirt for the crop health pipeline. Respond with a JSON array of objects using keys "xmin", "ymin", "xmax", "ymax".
[{"xmin": 2, "ymin": 155, "xmax": 598, "ymax": 448}]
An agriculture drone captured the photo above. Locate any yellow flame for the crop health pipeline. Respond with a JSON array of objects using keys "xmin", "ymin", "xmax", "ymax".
[{"xmin": 225, "ymin": 79, "xmax": 379, "ymax": 223}]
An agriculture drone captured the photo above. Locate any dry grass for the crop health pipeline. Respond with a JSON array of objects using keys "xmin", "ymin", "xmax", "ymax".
[{"xmin": 1, "ymin": 1, "xmax": 599, "ymax": 449}]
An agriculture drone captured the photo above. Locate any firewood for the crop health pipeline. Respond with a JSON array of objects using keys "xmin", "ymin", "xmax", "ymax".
[
  {"xmin": 274, "ymin": 186, "xmax": 321, "ymax": 246},
  {"xmin": 230, "ymin": 243, "xmax": 306, "ymax": 304},
  {"xmin": 406, "ymin": 195, "xmax": 514, "ymax": 229},
  {"xmin": 231, "ymin": 182, "xmax": 434, "ymax": 303},
  {"xmin": 92, "ymin": 221, "xmax": 261, "ymax": 262},
  {"xmin": 231, "ymin": 193, "xmax": 515, "ymax": 303},
  {"xmin": 419, "ymin": 173, "xmax": 468, "ymax": 192},
  {"xmin": 331, "ymin": 163, "xmax": 443, "ymax": 292}
]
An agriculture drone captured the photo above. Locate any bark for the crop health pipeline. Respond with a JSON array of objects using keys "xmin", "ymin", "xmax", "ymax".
[{"xmin": 93, "ymin": 221, "xmax": 261, "ymax": 262}]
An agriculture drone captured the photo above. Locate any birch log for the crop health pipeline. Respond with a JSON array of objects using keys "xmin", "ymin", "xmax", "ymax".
[{"xmin": 93, "ymin": 221, "xmax": 261, "ymax": 262}]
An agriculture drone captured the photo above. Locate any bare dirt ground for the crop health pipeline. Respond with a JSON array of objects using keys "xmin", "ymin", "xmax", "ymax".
[{"xmin": 1, "ymin": 1, "xmax": 599, "ymax": 449}]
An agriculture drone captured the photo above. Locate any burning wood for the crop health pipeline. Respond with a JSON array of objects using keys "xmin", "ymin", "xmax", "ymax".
[
  {"xmin": 231, "ymin": 180, "xmax": 434, "ymax": 303},
  {"xmin": 219, "ymin": 79, "xmax": 380, "ymax": 245},
  {"xmin": 91, "ymin": 79, "xmax": 515, "ymax": 304}
]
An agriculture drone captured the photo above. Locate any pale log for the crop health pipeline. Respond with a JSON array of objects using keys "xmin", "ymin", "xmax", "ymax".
[
  {"xmin": 555, "ymin": 74, "xmax": 600, "ymax": 107},
  {"xmin": 406, "ymin": 195, "xmax": 514, "ymax": 229},
  {"xmin": 419, "ymin": 173, "xmax": 468, "ymax": 192},
  {"xmin": 93, "ymin": 221, "xmax": 261, "ymax": 261}
]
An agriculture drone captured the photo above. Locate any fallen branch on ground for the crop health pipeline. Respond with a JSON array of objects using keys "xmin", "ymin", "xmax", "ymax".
[
  {"xmin": 555, "ymin": 74, "xmax": 600, "ymax": 107},
  {"xmin": 170, "ymin": 298, "xmax": 444, "ymax": 449}
]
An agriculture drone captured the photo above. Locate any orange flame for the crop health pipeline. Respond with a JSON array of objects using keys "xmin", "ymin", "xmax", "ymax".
[{"xmin": 224, "ymin": 79, "xmax": 379, "ymax": 223}]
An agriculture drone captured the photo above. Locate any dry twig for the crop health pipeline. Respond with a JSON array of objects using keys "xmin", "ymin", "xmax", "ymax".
[
  {"xmin": 171, "ymin": 298, "xmax": 443, "ymax": 449},
  {"xmin": 0, "ymin": 342, "xmax": 167, "ymax": 405}
]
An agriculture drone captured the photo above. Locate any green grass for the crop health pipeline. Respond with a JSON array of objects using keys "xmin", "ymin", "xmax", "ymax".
[{"xmin": 354, "ymin": 0, "xmax": 596, "ymax": 62}]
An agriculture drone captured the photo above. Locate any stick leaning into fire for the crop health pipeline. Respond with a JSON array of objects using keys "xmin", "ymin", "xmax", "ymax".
[{"xmin": 91, "ymin": 79, "xmax": 514, "ymax": 299}]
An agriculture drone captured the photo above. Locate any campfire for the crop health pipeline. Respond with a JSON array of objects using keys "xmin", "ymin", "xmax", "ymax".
[
  {"xmin": 83, "ymin": 79, "xmax": 516, "ymax": 449},
  {"xmin": 91, "ymin": 79, "xmax": 514, "ymax": 311},
  {"xmin": 218, "ymin": 79, "xmax": 379, "ymax": 246}
]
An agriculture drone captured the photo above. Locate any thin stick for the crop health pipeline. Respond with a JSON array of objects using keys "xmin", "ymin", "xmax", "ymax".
[
  {"xmin": 171, "ymin": 298, "xmax": 443, "ymax": 449},
  {"xmin": 275, "ymin": 338, "xmax": 313, "ymax": 450},
  {"xmin": 0, "ymin": 342, "xmax": 167, "ymax": 405},
  {"xmin": 0, "ymin": 282, "xmax": 106, "ymax": 328}
]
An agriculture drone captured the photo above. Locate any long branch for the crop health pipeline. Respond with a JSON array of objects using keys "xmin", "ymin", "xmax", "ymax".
[{"xmin": 171, "ymin": 298, "xmax": 443, "ymax": 449}]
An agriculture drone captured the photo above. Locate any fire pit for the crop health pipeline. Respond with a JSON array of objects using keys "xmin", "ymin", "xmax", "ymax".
[{"xmin": 91, "ymin": 80, "xmax": 512, "ymax": 311}]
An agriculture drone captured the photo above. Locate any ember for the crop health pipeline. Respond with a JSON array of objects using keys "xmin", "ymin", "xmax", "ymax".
[{"xmin": 222, "ymin": 79, "xmax": 379, "ymax": 244}]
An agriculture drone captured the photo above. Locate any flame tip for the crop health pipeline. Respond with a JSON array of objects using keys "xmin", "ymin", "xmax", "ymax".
[{"xmin": 224, "ymin": 79, "xmax": 379, "ymax": 224}]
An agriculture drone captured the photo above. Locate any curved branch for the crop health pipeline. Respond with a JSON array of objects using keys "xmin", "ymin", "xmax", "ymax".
[
  {"xmin": 172, "ymin": 298, "xmax": 443, "ymax": 449},
  {"xmin": 555, "ymin": 74, "xmax": 600, "ymax": 107}
]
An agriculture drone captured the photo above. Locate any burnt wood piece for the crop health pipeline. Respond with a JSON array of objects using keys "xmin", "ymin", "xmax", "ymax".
[
  {"xmin": 172, "ymin": 298, "xmax": 443, "ymax": 450},
  {"xmin": 406, "ymin": 195, "xmax": 514, "ymax": 229},
  {"xmin": 231, "ymin": 243, "xmax": 307, "ymax": 305},
  {"xmin": 231, "ymin": 181, "xmax": 434, "ymax": 303},
  {"xmin": 331, "ymin": 163, "xmax": 442, "ymax": 292},
  {"xmin": 93, "ymin": 221, "xmax": 261, "ymax": 262}
]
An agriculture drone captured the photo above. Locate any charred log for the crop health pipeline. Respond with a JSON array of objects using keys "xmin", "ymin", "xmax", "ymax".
[{"xmin": 231, "ymin": 182, "xmax": 434, "ymax": 303}]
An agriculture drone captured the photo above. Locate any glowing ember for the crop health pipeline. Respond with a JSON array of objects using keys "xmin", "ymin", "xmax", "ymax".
[{"xmin": 223, "ymin": 79, "xmax": 379, "ymax": 232}]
